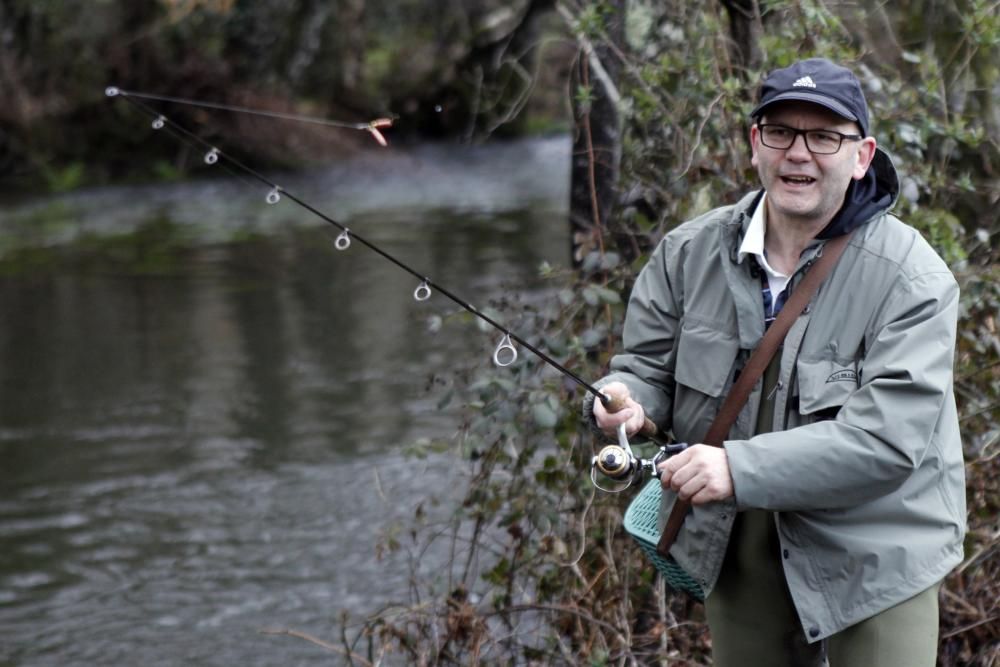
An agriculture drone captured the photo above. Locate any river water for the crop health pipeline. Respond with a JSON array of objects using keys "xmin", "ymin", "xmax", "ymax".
[{"xmin": 0, "ymin": 137, "xmax": 571, "ymax": 665}]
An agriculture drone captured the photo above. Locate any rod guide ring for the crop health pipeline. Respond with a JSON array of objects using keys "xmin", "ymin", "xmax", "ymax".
[
  {"xmin": 493, "ymin": 334, "xmax": 517, "ymax": 367},
  {"xmin": 413, "ymin": 281, "xmax": 432, "ymax": 302}
]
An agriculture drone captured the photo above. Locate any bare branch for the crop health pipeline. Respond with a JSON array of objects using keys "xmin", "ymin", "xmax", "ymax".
[{"xmin": 259, "ymin": 628, "xmax": 374, "ymax": 666}]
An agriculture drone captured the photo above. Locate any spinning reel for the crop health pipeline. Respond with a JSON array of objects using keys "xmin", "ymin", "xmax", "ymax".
[{"xmin": 590, "ymin": 423, "xmax": 689, "ymax": 492}]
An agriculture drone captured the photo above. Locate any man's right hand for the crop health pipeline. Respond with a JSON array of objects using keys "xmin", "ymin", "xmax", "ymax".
[{"xmin": 593, "ymin": 381, "xmax": 647, "ymax": 438}]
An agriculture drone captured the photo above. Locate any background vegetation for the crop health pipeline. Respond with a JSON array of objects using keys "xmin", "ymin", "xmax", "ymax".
[
  {"xmin": 2, "ymin": 0, "xmax": 997, "ymax": 664},
  {"xmin": 0, "ymin": 0, "xmax": 569, "ymax": 193}
]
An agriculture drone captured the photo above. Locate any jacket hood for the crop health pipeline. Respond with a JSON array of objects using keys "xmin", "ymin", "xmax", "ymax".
[{"xmin": 816, "ymin": 147, "xmax": 898, "ymax": 239}]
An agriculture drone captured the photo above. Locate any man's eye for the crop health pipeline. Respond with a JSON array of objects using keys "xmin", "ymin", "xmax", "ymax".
[
  {"xmin": 809, "ymin": 131, "xmax": 839, "ymax": 144},
  {"xmin": 767, "ymin": 127, "xmax": 792, "ymax": 139}
]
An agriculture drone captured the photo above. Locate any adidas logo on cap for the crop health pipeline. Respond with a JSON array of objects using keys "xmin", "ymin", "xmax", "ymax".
[{"xmin": 793, "ymin": 76, "xmax": 817, "ymax": 88}]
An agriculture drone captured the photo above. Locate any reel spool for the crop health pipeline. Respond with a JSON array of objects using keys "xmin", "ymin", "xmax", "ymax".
[
  {"xmin": 590, "ymin": 423, "xmax": 689, "ymax": 493},
  {"xmin": 594, "ymin": 444, "xmax": 637, "ymax": 479},
  {"xmin": 590, "ymin": 424, "xmax": 646, "ymax": 493}
]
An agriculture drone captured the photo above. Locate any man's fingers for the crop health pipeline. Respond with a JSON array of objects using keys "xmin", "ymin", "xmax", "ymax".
[
  {"xmin": 594, "ymin": 386, "xmax": 646, "ymax": 438},
  {"xmin": 624, "ymin": 404, "xmax": 646, "ymax": 436},
  {"xmin": 689, "ymin": 476, "xmax": 732, "ymax": 504},
  {"xmin": 669, "ymin": 463, "xmax": 698, "ymax": 494},
  {"xmin": 595, "ymin": 403, "xmax": 632, "ymax": 426},
  {"xmin": 657, "ymin": 449, "xmax": 688, "ymax": 488},
  {"xmin": 608, "ymin": 408, "xmax": 634, "ymax": 427},
  {"xmin": 676, "ymin": 477, "xmax": 704, "ymax": 502},
  {"xmin": 658, "ymin": 445, "xmax": 734, "ymax": 503},
  {"xmin": 689, "ymin": 485, "xmax": 718, "ymax": 505},
  {"xmin": 665, "ymin": 447, "xmax": 693, "ymax": 467},
  {"xmin": 660, "ymin": 447, "xmax": 693, "ymax": 475}
]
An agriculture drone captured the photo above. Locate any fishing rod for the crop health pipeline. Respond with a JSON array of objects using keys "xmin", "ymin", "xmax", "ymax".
[
  {"xmin": 104, "ymin": 87, "xmax": 612, "ymax": 396},
  {"xmin": 104, "ymin": 86, "xmax": 679, "ymax": 486}
]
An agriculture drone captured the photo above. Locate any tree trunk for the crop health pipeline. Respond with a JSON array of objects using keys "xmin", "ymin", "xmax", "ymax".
[
  {"xmin": 567, "ymin": 0, "xmax": 627, "ymax": 269},
  {"xmin": 720, "ymin": 0, "xmax": 767, "ymax": 71}
]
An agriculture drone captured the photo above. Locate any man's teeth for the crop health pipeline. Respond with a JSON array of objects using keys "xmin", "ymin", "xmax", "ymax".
[{"xmin": 783, "ymin": 176, "xmax": 814, "ymax": 183}]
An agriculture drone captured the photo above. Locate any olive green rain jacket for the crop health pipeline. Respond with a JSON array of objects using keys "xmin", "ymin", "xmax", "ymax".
[{"xmin": 587, "ymin": 149, "xmax": 966, "ymax": 641}]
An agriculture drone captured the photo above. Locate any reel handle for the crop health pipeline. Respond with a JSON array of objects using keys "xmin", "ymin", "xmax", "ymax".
[{"xmin": 601, "ymin": 392, "xmax": 663, "ymax": 441}]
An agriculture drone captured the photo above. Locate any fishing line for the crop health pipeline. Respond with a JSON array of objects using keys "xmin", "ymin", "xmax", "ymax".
[
  {"xmin": 105, "ymin": 86, "xmax": 609, "ymax": 403},
  {"xmin": 112, "ymin": 88, "xmax": 393, "ymax": 145}
]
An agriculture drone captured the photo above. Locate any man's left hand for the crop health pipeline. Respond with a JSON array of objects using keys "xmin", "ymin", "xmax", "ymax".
[{"xmin": 657, "ymin": 445, "xmax": 734, "ymax": 504}]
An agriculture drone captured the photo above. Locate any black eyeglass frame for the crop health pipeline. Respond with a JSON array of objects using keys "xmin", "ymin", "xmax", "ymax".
[{"xmin": 756, "ymin": 123, "xmax": 864, "ymax": 155}]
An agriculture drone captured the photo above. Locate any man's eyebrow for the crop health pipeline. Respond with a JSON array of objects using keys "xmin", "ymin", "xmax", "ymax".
[{"xmin": 762, "ymin": 121, "xmax": 859, "ymax": 132}]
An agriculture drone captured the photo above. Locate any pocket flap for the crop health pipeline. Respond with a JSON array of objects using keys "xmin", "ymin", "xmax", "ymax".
[
  {"xmin": 674, "ymin": 321, "xmax": 738, "ymax": 398},
  {"xmin": 796, "ymin": 357, "xmax": 858, "ymax": 415}
]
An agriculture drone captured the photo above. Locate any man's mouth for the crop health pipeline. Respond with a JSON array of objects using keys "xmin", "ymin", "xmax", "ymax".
[{"xmin": 780, "ymin": 175, "xmax": 816, "ymax": 185}]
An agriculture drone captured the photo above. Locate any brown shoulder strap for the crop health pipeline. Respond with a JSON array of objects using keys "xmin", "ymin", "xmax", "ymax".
[{"xmin": 656, "ymin": 232, "xmax": 852, "ymax": 557}]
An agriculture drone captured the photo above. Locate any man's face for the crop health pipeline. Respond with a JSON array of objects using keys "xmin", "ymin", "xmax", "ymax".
[{"xmin": 750, "ymin": 101, "xmax": 876, "ymax": 228}]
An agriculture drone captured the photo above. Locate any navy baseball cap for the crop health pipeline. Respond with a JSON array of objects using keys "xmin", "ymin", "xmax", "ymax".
[{"xmin": 751, "ymin": 58, "xmax": 870, "ymax": 136}]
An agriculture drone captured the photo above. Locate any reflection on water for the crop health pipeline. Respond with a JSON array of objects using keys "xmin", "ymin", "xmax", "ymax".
[{"xmin": 0, "ymin": 137, "xmax": 570, "ymax": 665}]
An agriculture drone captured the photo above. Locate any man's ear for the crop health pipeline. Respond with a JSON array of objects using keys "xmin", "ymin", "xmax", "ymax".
[
  {"xmin": 853, "ymin": 137, "xmax": 877, "ymax": 180},
  {"xmin": 750, "ymin": 124, "xmax": 761, "ymax": 168}
]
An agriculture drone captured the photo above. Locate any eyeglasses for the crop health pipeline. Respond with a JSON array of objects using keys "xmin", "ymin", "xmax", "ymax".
[{"xmin": 757, "ymin": 123, "xmax": 863, "ymax": 155}]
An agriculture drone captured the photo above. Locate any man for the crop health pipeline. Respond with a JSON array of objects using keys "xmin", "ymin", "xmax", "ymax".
[{"xmin": 585, "ymin": 58, "xmax": 966, "ymax": 666}]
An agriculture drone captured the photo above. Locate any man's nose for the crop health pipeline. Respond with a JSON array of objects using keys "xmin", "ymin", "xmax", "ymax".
[{"xmin": 786, "ymin": 132, "xmax": 813, "ymax": 159}]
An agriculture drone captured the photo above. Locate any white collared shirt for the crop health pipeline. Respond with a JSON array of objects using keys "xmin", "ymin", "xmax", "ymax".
[{"xmin": 737, "ymin": 193, "xmax": 791, "ymax": 317}]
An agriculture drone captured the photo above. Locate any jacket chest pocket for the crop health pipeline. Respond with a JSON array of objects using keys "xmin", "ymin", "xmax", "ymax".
[
  {"xmin": 672, "ymin": 320, "xmax": 739, "ymax": 441},
  {"xmin": 794, "ymin": 357, "xmax": 860, "ymax": 421}
]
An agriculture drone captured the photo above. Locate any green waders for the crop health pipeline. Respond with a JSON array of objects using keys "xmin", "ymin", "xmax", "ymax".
[{"xmin": 704, "ymin": 352, "xmax": 941, "ymax": 666}]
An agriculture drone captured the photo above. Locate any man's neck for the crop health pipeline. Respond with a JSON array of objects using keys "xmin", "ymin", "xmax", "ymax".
[{"xmin": 763, "ymin": 204, "xmax": 832, "ymax": 275}]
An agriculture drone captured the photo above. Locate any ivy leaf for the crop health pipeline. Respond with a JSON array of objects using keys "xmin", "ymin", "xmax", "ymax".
[
  {"xmin": 532, "ymin": 403, "xmax": 558, "ymax": 428},
  {"xmin": 594, "ymin": 286, "xmax": 621, "ymax": 304},
  {"xmin": 580, "ymin": 328, "xmax": 603, "ymax": 349}
]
